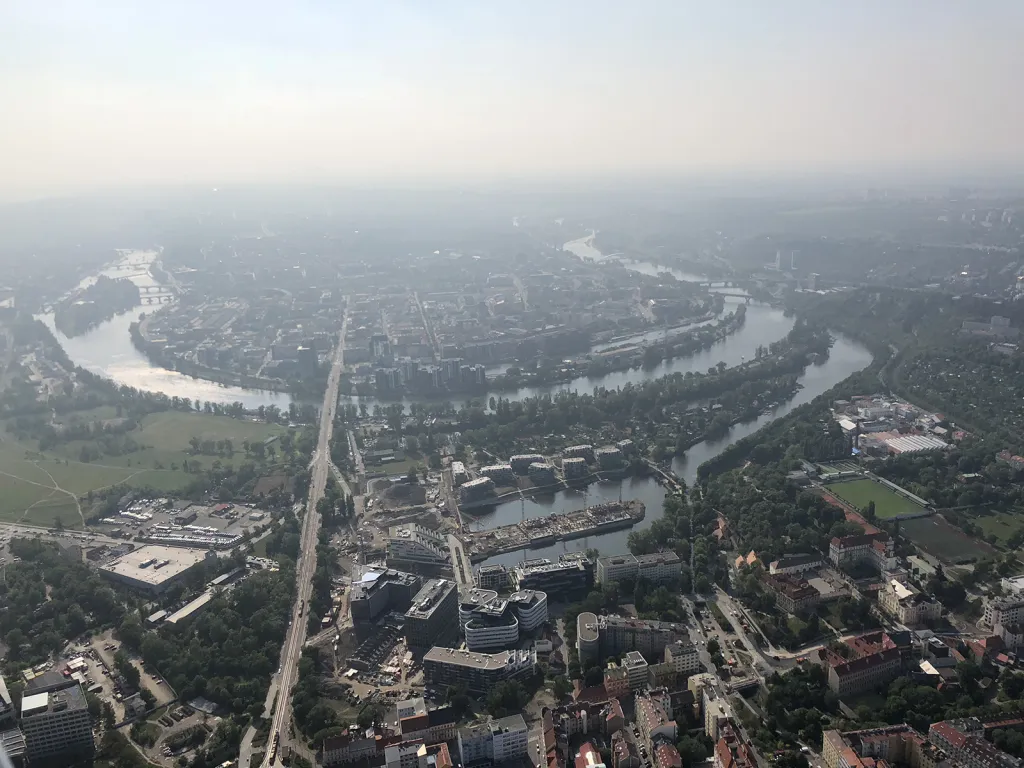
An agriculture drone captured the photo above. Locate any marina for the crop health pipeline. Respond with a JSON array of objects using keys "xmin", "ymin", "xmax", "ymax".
[{"xmin": 459, "ymin": 499, "xmax": 645, "ymax": 561}]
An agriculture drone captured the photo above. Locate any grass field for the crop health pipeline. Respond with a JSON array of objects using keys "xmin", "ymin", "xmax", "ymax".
[
  {"xmin": 901, "ymin": 515, "xmax": 995, "ymax": 564},
  {"xmin": 972, "ymin": 510, "xmax": 1024, "ymax": 547},
  {"xmin": 0, "ymin": 411, "xmax": 287, "ymax": 527},
  {"xmin": 829, "ymin": 478, "xmax": 925, "ymax": 519}
]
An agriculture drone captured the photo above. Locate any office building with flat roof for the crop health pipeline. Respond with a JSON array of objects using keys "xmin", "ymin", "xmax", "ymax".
[
  {"xmin": 423, "ymin": 648, "xmax": 536, "ymax": 695},
  {"xmin": 513, "ymin": 555, "xmax": 594, "ymax": 594},
  {"xmin": 350, "ymin": 568, "xmax": 422, "ymax": 624},
  {"xmin": 598, "ymin": 616, "xmax": 687, "ymax": 660},
  {"xmin": 596, "ymin": 552, "xmax": 682, "ymax": 586},
  {"xmin": 405, "ymin": 579, "xmax": 459, "ymax": 648},
  {"xmin": 99, "ymin": 545, "xmax": 214, "ymax": 594},
  {"xmin": 19, "ymin": 684, "xmax": 94, "ymax": 764}
]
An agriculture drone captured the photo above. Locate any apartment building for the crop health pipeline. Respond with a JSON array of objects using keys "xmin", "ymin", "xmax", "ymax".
[
  {"xmin": 878, "ymin": 577, "xmax": 942, "ymax": 626},
  {"xmin": 388, "ymin": 525, "xmax": 450, "ymax": 566},
  {"xmin": 321, "ymin": 728, "xmax": 379, "ymax": 766},
  {"xmin": 826, "ymin": 648, "xmax": 903, "ymax": 697},
  {"xmin": 596, "ymin": 552, "xmax": 683, "ymax": 586},
  {"xmin": 423, "ymin": 648, "xmax": 536, "ymax": 695},
  {"xmin": 985, "ymin": 596, "xmax": 1024, "ymax": 629}
]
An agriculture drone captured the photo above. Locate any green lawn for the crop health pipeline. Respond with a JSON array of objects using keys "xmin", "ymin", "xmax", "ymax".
[
  {"xmin": 829, "ymin": 478, "xmax": 925, "ymax": 519},
  {"xmin": 0, "ymin": 411, "xmax": 288, "ymax": 527},
  {"xmin": 972, "ymin": 510, "xmax": 1024, "ymax": 546}
]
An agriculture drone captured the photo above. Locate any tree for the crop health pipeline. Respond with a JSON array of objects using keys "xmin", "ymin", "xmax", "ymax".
[
  {"xmin": 446, "ymin": 685, "xmax": 471, "ymax": 717},
  {"xmin": 865, "ymin": 500, "xmax": 877, "ymax": 522},
  {"xmin": 706, "ymin": 638, "xmax": 720, "ymax": 655},
  {"xmin": 552, "ymin": 675, "xmax": 572, "ymax": 700}
]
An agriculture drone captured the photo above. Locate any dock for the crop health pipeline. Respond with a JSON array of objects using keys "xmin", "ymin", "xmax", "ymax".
[{"xmin": 459, "ymin": 500, "xmax": 646, "ymax": 562}]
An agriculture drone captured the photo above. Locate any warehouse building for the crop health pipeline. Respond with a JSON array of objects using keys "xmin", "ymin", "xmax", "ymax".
[{"xmin": 99, "ymin": 545, "xmax": 214, "ymax": 595}]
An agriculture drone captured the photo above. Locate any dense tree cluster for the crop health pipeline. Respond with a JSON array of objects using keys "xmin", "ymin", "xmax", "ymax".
[
  {"xmin": 1, "ymin": 537, "xmax": 124, "ymax": 669},
  {"xmin": 137, "ymin": 568, "xmax": 294, "ymax": 716}
]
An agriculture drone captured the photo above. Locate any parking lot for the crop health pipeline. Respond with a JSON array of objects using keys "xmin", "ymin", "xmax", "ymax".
[
  {"xmin": 73, "ymin": 629, "xmax": 175, "ymax": 716},
  {"xmin": 90, "ymin": 498, "xmax": 266, "ymax": 545}
]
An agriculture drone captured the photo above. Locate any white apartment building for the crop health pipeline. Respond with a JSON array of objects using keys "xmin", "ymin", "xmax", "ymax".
[
  {"xmin": 664, "ymin": 639, "xmax": 702, "ymax": 677},
  {"xmin": 623, "ymin": 651, "xmax": 650, "ymax": 691},
  {"xmin": 985, "ymin": 596, "xmax": 1024, "ymax": 628}
]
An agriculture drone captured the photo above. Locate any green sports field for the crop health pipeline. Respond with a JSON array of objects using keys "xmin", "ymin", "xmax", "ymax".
[{"xmin": 828, "ymin": 477, "xmax": 925, "ymax": 519}]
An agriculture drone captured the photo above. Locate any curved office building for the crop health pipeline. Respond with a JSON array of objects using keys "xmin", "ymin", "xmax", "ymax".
[
  {"xmin": 508, "ymin": 590, "xmax": 548, "ymax": 632},
  {"xmin": 577, "ymin": 611, "xmax": 600, "ymax": 664},
  {"xmin": 465, "ymin": 612, "xmax": 520, "ymax": 651},
  {"xmin": 459, "ymin": 589, "xmax": 500, "ymax": 631}
]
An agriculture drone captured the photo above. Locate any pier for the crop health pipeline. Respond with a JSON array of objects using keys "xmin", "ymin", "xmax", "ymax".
[{"xmin": 458, "ymin": 500, "xmax": 646, "ymax": 561}]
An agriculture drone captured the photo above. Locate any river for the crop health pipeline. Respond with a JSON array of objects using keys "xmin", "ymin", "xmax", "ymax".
[
  {"xmin": 37, "ymin": 250, "xmax": 297, "ymax": 410},
  {"xmin": 38, "ymin": 245, "xmax": 872, "ymax": 565},
  {"xmin": 469, "ymin": 234, "xmax": 873, "ymax": 567}
]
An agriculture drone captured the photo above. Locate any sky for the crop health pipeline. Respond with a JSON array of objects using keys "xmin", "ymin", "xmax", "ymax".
[{"xmin": 1, "ymin": 1, "xmax": 1023, "ymax": 200}]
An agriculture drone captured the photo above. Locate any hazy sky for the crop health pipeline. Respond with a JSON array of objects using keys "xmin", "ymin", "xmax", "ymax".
[{"xmin": 2, "ymin": 1, "xmax": 1023, "ymax": 200}]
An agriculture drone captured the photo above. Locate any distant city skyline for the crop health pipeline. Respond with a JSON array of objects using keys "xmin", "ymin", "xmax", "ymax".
[{"xmin": 2, "ymin": 1, "xmax": 1023, "ymax": 201}]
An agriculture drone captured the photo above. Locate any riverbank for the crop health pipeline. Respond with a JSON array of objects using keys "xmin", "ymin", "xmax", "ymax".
[
  {"xmin": 129, "ymin": 320, "xmax": 297, "ymax": 394},
  {"xmin": 460, "ymin": 499, "xmax": 645, "ymax": 561}
]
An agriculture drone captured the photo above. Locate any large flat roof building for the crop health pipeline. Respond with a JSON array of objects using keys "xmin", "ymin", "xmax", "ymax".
[{"xmin": 99, "ymin": 545, "xmax": 213, "ymax": 594}]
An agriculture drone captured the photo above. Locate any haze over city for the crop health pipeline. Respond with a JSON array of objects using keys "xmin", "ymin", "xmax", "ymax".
[{"xmin": 3, "ymin": 0, "xmax": 1024, "ymax": 200}]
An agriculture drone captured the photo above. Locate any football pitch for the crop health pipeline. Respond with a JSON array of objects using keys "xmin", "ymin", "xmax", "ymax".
[{"xmin": 828, "ymin": 478, "xmax": 925, "ymax": 519}]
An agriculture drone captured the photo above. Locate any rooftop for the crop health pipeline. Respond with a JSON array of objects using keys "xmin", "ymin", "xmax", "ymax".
[
  {"xmin": 100, "ymin": 544, "xmax": 209, "ymax": 586},
  {"xmin": 406, "ymin": 579, "xmax": 456, "ymax": 620},
  {"xmin": 423, "ymin": 647, "xmax": 534, "ymax": 670}
]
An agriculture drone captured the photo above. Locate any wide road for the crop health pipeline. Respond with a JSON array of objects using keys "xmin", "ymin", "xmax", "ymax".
[{"xmin": 263, "ymin": 315, "xmax": 347, "ymax": 768}]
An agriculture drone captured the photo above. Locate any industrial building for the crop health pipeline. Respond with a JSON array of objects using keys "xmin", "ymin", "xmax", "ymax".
[
  {"xmin": 350, "ymin": 568, "xmax": 422, "ymax": 624},
  {"xmin": 388, "ymin": 525, "xmax": 451, "ymax": 566},
  {"xmin": 99, "ymin": 545, "xmax": 214, "ymax": 595},
  {"xmin": 19, "ymin": 684, "xmax": 94, "ymax": 764},
  {"xmin": 422, "ymin": 648, "xmax": 537, "ymax": 695},
  {"xmin": 404, "ymin": 579, "xmax": 459, "ymax": 648},
  {"xmin": 596, "ymin": 552, "xmax": 683, "ymax": 586}
]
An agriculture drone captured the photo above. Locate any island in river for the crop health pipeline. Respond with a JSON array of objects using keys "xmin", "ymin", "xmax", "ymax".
[{"xmin": 54, "ymin": 275, "xmax": 141, "ymax": 338}]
